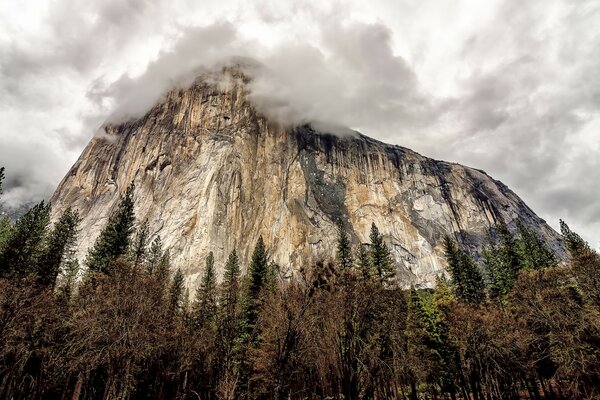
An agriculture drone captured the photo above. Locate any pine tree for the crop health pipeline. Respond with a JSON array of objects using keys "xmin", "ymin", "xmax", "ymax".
[
  {"xmin": 336, "ymin": 221, "xmax": 353, "ymax": 269},
  {"xmin": 516, "ymin": 219, "xmax": 556, "ymax": 270},
  {"xmin": 484, "ymin": 223, "xmax": 523, "ymax": 300},
  {"xmin": 169, "ymin": 267, "xmax": 185, "ymax": 314},
  {"xmin": 36, "ymin": 207, "xmax": 80, "ymax": 287},
  {"xmin": 0, "ymin": 201, "xmax": 51, "ymax": 279},
  {"xmin": 356, "ymin": 244, "xmax": 372, "ymax": 278},
  {"xmin": 369, "ymin": 223, "xmax": 395, "ymax": 283},
  {"xmin": 146, "ymin": 236, "xmax": 163, "ymax": 274},
  {"xmin": 241, "ymin": 236, "xmax": 269, "ymax": 340},
  {"xmin": 86, "ymin": 183, "xmax": 135, "ymax": 274},
  {"xmin": 222, "ymin": 249, "xmax": 241, "ymax": 311},
  {"xmin": 560, "ymin": 219, "xmax": 589, "ymax": 256},
  {"xmin": 193, "ymin": 251, "xmax": 217, "ymax": 327},
  {"xmin": 443, "ymin": 236, "xmax": 485, "ymax": 303},
  {"xmin": 55, "ymin": 259, "xmax": 80, "ymax": 302},
  {"xmin": 130, "ymin": 220, "xmax": 149, "ymax": 267}
]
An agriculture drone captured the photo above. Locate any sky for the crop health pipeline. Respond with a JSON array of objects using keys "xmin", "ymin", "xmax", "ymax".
[{"xmin": 0, "ymin": 0, "xmax": 599, "ymax": 248}]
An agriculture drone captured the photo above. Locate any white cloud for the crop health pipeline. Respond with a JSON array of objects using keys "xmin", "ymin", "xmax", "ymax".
[{"xmin": 0, "ymin": 0, "xmax": 599, "ymax": 248}]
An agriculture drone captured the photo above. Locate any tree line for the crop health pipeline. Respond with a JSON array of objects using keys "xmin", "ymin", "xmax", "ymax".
[{"xmin": 0, "ymin": 168, "xmax": 599, "ymax": 400}]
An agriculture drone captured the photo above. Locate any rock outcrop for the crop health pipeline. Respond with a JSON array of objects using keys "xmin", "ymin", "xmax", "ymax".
[{"xmin": 50, "ymin": 70, "xmax": 564, "ymax": 287}]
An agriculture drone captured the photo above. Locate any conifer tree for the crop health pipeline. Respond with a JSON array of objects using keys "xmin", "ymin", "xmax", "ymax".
[
  {"xmin": 36, "ymin": 207, "xmax": 80, "ymax": 287},
  {"xmin": 484, "ymin": 223, "xmax": 522, "ymax": 300},
  {"xmin": 169, "ymin": 267, "xmax": 185, "ymax": 314},
  {"xmin": 86, "ymin": 183, "xmax": 135, "ymax": 274},
  {"xmin": 55, "ymin": 259, "xmax": 80, "ymax": 302},
  {"xmin": 222, "ymin": 249, "xmax": 241, "ymax": 311},
  {"xmin": 443, "ymin": 236, "xmax": 485, "ymax": 303},
  {"xmin": 516, "ymin": 219, "xmax": 556, "ymax": 270},
  {"xmin": 336, "ymin": 221, "xmax": 353, "ymax": 269},
  {"xmin": 146, "ymin": 236, "xmax": 163, "ymax": 274},
  {"xmin": 560, "ymin": 219, "xmax": 589, "ymax": 256},
  {"xmin": 241, "ymin": 236, "xmax": 269, "ymax": 339},
  {"xmin": 0, "ymin": 201, "xmax": 51, "ymax": 279},
  {"xmin": 193, "ymin": 251, "xmax": 217, "ymax": 327},
  {"xmin": 369, "ymin": 223, "xmax": 395, "ymax": 283},
  {"xmin": 130, "ymin": 219, "xmax": 149, "ymax": 267},
  {"xmin": 356, "ymin": 244, "xmax": 372, "ymax": 278}
]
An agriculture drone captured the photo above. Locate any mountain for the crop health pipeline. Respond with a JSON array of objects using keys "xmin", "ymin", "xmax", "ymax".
[{"xmin": 50, "ymin": 68, "xmax": 564, "ymax": 287}]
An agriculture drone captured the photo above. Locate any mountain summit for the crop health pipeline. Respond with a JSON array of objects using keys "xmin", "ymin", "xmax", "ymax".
[{"xmin": 50, "ymin": 69, "xmax": 564, "ymax": 287}]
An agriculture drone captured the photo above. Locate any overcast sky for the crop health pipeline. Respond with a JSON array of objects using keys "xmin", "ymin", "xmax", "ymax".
[{"xmin": 1, "ymin": 0, "xmax": 599, "ymax": 248}]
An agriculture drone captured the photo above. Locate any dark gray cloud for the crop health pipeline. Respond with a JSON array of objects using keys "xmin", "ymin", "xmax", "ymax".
[{"xmin": 0, "ymin": 0, "xmax": 599, "ymax": 247}]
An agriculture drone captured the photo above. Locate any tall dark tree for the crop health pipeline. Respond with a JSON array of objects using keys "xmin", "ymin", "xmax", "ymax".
[
  {"xmin": 369, "ymin": 223, "xmax": 395, "ymax": 283},
  {"xmin": 169, "ymin": 267, "xmax": 185, "ymax": 314},
  {"xmin": 193, "ymin": 251, "xmax": 218, "ymax": 327},
  {"xmin": 336, "ymin": 221, "xmax": 353, "ymax": 269},
  {"xmin": 0, "ymin": 201, "xmax": 51, "ymax": 279},
  {"xmin": 443, "ymin": 236, "xmax": 485, "ymax": 304},
  {"xmin": 36, "ymin": 207, "xmax": 80, "ymax": 288},
  {"xmin": 356, "ymin": 244, "xmax": 372, "ymax": 278},
  {"xmin": 129, "ymin": 220, "xmax": 149, "ymax": 267},
  {"xmin": 0, "ymin": 166, "xmax": 4, "ymax": 200},
  {"xmin": 241, "ymin": 236, "xmax": 269, "ymax": 341},
  {"xmin": 516, "ymin": 219, "xmax": 556, "ymax": 271},
  {"xmin": 221, "ymin": 249, "xmax": 241, "ymax": 313},
  {"xmin": 560, "ymin": 219, "xmax": 589, "ymax": 256},
  {"xmin": 484, "ymin": 223, "xmax": 522, "ymax": 300},
  {"xmin": 86, "ymin": 183, "xmax": 135, "ymax": 274}
]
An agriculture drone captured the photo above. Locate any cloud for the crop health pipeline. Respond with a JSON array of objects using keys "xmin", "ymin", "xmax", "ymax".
[{"xmin": 0, "ymin": 0, "xmax": 599, "ymax": 248}]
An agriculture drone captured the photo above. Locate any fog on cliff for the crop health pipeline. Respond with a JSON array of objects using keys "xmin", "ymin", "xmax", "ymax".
[{"xmin": 1, "ymin": 0, "xmax": 599, "ymax": 247}]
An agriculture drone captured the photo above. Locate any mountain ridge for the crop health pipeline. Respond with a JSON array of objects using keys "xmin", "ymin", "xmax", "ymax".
[{"xmin": 50, "ymin": 69, "xmax": 565, "ymax": 287}]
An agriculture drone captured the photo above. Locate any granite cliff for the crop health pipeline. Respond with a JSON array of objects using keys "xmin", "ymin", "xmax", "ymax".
[{"xmin": 50, "ymin": 70, "xmax": 564, "ymax": 287}]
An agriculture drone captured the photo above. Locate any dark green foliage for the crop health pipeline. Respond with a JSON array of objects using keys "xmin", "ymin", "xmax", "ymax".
[
  {"xmin": 336, "ymin": 221, "xmax": 353, "ymax": 269},
  {"xmin": 369, "ymin": 223, "xmax": 395, "ymax": 283},
  {"xmin": 443, "ymin": 236, "xmax": 485, "ymax": 303},
  {"xmin": 248, "ymin": 236, "xmax": 269, "ymax": 301},
  {"xmin": 169, "ymin": 267, "xmax": 185, "ymax": 313},
  {"xmin": 193, "ymin": 251, "xmax": 217, "ymax": 326},
  {"xmin": 36, "ymin": 207, "xmax": 80, "ymax": 288},
  {"xmin": 86, "ymin": 183, "xmax": 135, "ymax": 274},
  {"xmin": 0, "ymin": 201, "xmax": 51, "ymax": 279},
  {"xmin": 356, "ymin": 243, "xmax": 372, "ymax": 278},
  {"xmin": 516, "ymin": 219, "xmax": 556, "ymax": 270},
  {"xmin": 560, "ymin": 219, "xmax": 589, "ymax": 256},
  {"xmin": 484, "ymin": 223, "xmax": 522, "ymax": 300},
  {"xmin": 222, "ymin": 249, "xmax": 241, "ymax": 304},
  {"xmin": 130, "ymin": 220, "xmax": 149, "ymax": 267}
]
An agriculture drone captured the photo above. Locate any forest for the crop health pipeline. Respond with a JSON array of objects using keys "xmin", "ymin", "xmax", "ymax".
[{"xmin": 0, "ymin": 166, "xmax": 599, "ymax": 400}]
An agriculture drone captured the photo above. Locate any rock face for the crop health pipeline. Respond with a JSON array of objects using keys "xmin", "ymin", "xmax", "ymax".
[{"xmin": 50, "ymin": 71, "xmax": 564, "ymax": 287}]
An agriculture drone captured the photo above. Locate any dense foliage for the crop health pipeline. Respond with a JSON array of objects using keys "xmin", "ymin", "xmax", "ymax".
[{"xmin": 0, "ymin": 169, "xmax": 599, "ymax": 399}]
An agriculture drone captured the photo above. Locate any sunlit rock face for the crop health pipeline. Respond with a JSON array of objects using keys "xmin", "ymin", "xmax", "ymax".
[{"xmin": 50, "ymin": 70, "xmax": 564, "ymax": 287}]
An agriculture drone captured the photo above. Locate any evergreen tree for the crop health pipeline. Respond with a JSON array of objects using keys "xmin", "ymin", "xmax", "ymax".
[
  {"xmin": 222, "ymin": 249, "xmax": 241, "ymax": 311},
  {"xmin": 0, "ymin": 201, "xmax": 51, "ymax": 279},
  {"xmin": 146, "ymin": 236, "xmax": 163, "ymax": 274},
  {"xmin": 369, "ymin": 223, "xmax": 395, "ymax": 283},
  {"xmin": 560, "ymin": 219, "xmax": 589, "ymax": 256},
  {"xmin": 516, "ymin": 219, "xmax": 556, "ymax": 271},
  {"xmin": 484, "ymin": 223, "xmax": 522, "ymax": 300},
  {"xmin": 55, "ymin": 259, "xmax": 80, "ymax": 302},
  {"xmin": 241, "ymin": 236, "xmax": 269, "ymax": 339},
  {"xmin": 356, "ymin": 244, "xmax": 372, "ymax": 278},
  {"xmin": 169, "ymin": 267, "xmax": 185, "ymax": 314},
  {"xmin": 336, "ymin": 221, "xmax": 353, "ymax": 269},
  {"xmin": 443, "ymin": 236, "xmax": 485, "ymax": 303},
  {"xmin": 86, "ymin": 183, "xmax": 135, "ymax": 274},
  {"xmin": 130, "ymin": 219, "xmax": 149, "ymax": 267},
  {"xmin": 36, "ymin": 207, "xmax": 80, "ymax": 287},
  {"xmin": 193, "ymin": 251, "xmax": 218, "ymax": 327}
]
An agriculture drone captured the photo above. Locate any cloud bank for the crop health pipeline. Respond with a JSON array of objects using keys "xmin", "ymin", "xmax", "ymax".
[{"xmin": 0, "ymin": 0, "xmax": 599, "ymax": 247}]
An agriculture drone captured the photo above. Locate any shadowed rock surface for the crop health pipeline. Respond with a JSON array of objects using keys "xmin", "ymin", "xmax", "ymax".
[{"xmin": 50, "ymin": 70, "xmax": 565, "ymax": 287}]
